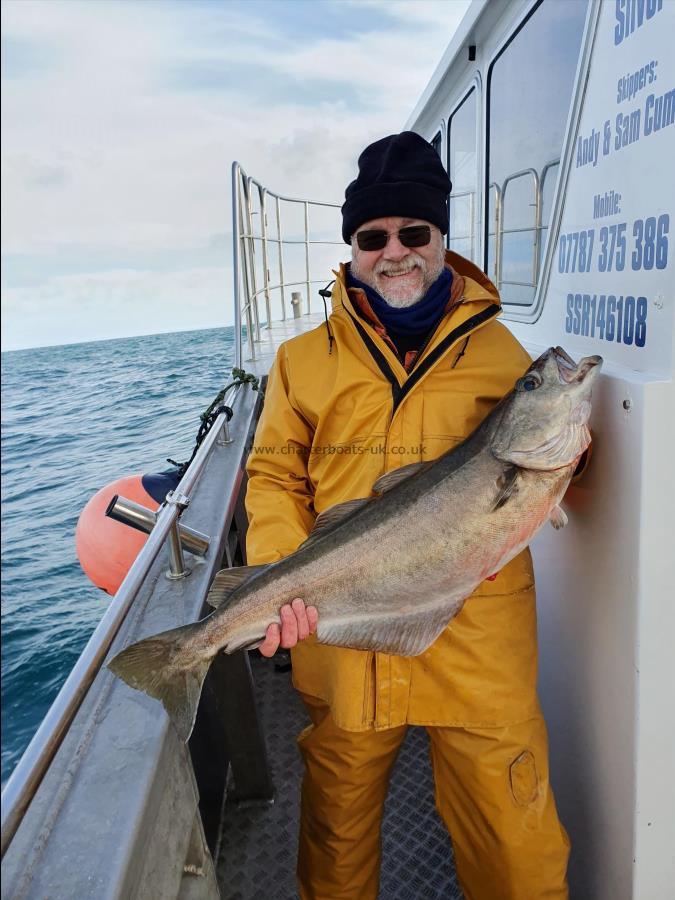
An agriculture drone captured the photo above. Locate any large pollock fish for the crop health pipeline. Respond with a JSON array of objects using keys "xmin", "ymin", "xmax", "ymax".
[{"xmin": 108, "ymin": 346, "xmax": 601, "ymax": 741}]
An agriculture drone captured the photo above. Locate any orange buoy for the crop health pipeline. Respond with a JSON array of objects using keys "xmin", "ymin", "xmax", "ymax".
[{"xmin": 76, "ymin": 471, "xmax": 180, "ymax": 595}]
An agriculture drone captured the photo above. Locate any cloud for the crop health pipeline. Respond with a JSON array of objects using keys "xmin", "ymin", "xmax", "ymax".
[
  {"xmin": 3, "ymin": 153, "xmax": 69, "ymax": 188},
  {"xmin": 1, "ymin": 0, "xmax": 470, "ymax": 349},
  {"xmin": 1, "ymin": 34, "xmax": 62, "ymax": 79},
  {"xmin": 356, "ymin": 0, "xmax": 470, "ymax": 29},
  {"xmin": 2, "ymin": 265, "xmax": 231, "ymax": 350}
]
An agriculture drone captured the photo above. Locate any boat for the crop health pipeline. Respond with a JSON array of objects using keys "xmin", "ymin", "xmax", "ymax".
[{"xmin": 2, "ymin": 1, "xmax": 674, "ymax": 897}]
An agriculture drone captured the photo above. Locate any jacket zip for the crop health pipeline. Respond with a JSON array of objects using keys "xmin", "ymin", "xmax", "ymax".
[
  {"xmin": 347, "ymin": 313, "xmax": 403, "ymax": 409},
  {"xmin": 344, "ymin": 303, "xmax": 500, "ymax": 415}
]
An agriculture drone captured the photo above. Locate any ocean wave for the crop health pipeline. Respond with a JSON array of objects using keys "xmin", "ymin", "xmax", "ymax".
[{"xmin": 1, "ymin": 326, "xmax": 236, "ymax": 783}]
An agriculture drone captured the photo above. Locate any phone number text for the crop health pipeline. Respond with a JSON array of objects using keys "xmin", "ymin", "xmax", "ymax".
[{"xmin": 558, "ymin": 214, "xmax": 669, "ymax": 274}]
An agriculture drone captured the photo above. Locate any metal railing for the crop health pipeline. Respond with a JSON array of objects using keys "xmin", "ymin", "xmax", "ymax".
[
  {"xmin": 0, "ymin": 384, "xmax": 243, "ymax": 857},
  {"xmin": 486, "ymin": 158, "xmax": 560, "ymax": 298},
  {"xmin": 232, "ymin": 162, "xmax": 342, "ymax": 366},
  {"xmin": 447, "ymin": 188, "xmax": 476, "ymax": 260},
  {"xmin": 234, "ymin": 156, "xmax": 562, "ymax": 345}
]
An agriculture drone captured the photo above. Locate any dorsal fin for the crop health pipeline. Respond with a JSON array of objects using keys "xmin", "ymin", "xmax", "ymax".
[
  {"xmin": 372, "ymin": 461, "xmax": 429, "ymax": 495},
  {"xmin": 313, "ymin": 497, "xmax": 370, "ymax": 532},
  {"xmin": 299, "ymin": 498, "xmax": 370, "ymax": 550},
  {"xmin": 206, "ymin": 565, "xmax": 266, "ymax": 609},
  {"xmin": 492, "ymin": 465, "xmax": 519, "ymax": 511}
]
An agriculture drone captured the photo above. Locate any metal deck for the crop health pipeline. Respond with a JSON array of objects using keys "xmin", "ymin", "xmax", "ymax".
[
  {"xmin": 215, "ymin": 652, "xmax": 464, "ymax": 900},
  {"xmin": 245, "ymin": 313, "xmax": 328, "ymax": 376}
]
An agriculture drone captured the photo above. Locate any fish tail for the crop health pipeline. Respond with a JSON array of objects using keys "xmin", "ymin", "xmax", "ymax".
[{"xmin": 107, "ymin": 621, "xmax": 213, "ymax": 742}]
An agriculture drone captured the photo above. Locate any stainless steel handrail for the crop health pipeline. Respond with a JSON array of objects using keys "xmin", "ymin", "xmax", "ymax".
[
  {"xmin": 487, "ymin": 158, "xmax": 559, "ymax": 298},
  {"xmin": 275, "ymin": 196, "xmax": 286, "ymax": 319},
  {"xmin": 540, "ymin": 158, "xmax": 560, "ymax": 201},
  {"xmin": 499, "ymin": 167, "xmax": 541, "ymax": 293},
  {"xmin": 242, "ymin": 277, "xmax": 338, "ymax": 304},
  {"xmin": 232, "ymin": 162, "xmax": 342, "ymax": 364},
  {"xmin": 243, "ymin": 177, "xmax": 262, "ymax": 346},
  {"xmin": 488, "ymin": 181, "xmax": 503, "ymax": 285},
  {"xmin": 448, "ymin": 188, "xmax": 476, "ymax": 261},
  {"xmin": 0, "ymin": 383, "xmax": 243, "ymax": 857},
  {"xmin": 234, "ymin": 154, "xmax": 563, "ymax": 355},
  {"xmin": 232, "ymin": 164, "xmax": 244, "ymax": 370}
]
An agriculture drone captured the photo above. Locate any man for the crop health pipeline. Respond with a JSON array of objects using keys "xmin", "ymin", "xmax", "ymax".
[{"xmin": 244, "ymin": 132, "xmax": 570, "ymax": 899}]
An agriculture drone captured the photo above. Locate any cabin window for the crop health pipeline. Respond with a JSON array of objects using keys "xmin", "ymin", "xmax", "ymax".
[
  {"xmin": 486, "ymin": 0, "xmax": 587, "ymax": 305},
  {"xmin": 447, "ymin": 89, "xmax": 477, "ymax": 262},
  {"xmin": 431, "ymin": 130, "xmax": 442, "ymax": 157}
]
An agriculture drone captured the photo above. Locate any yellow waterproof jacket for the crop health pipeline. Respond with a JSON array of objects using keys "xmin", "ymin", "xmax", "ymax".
[{"xmin": 245, "ymin": 252, "xmax": 540, "ymax": 731}]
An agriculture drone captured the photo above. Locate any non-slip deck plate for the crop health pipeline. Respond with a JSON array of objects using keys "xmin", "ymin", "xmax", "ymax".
[{"xmin": 216, "ymin": 652, "xmax": 463, "ymax": 900}]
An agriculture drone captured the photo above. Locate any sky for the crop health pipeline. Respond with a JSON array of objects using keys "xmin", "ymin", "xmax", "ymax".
[{"xmin": 1, "ymin": 0, "xmax": 471, "ymax": 351}]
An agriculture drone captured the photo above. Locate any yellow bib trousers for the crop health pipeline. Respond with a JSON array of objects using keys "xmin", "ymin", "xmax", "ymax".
[
  {"xmin": 244, "ymin": 256, "xmax": 574, "ymax": 898},
  {"xmin": 297, "ymin": 693, "xmax": 570, "ymax": 900}
]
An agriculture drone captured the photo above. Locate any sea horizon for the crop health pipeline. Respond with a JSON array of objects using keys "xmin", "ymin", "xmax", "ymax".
[{"xmin": 1, "ymin": 322, "xmax": 235, "ymax": 357}]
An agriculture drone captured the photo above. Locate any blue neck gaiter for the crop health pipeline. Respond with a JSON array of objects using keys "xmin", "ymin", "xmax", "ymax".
[{"xmin": 348, "ymin": 267, "xmax": 452, "ymax": 338}]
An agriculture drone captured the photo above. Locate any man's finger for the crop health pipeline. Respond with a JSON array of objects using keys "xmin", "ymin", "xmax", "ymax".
[
  {"xmin": 258, "ymin": 622, "xmax": 281, "ymax": 658},
  {"xmin": 279, "ymin": 604, "xmax": 298, "ymax": 648},
  {"xmin": 306, "ymin": 605, "xmax": 319, "ymax": 634},
  {"xmin": 292, "ymin": 597, "xmax": 310, "ymax": 640}
]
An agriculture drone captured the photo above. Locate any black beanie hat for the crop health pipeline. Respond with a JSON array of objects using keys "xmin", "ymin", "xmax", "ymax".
[{"xmin": 342, "ymin": 131, "xmax": 452, "ymax": 244}]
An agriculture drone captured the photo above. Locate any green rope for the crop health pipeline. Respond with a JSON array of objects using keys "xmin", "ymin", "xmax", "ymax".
[
  {"xmin": 197, "ymin": 367, "xmax": 259, "ymax": 424},
  {"xmin": 167, "ymin": 367, "xmax": 260, "ymax": 475}
]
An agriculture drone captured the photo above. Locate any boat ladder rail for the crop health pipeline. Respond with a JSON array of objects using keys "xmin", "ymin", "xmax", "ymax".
[{"xmin": 488, "ymin": 157, "xmax": 560, "ymax": 301}]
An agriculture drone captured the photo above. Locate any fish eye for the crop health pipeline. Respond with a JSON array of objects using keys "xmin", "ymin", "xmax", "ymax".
[{"xmin": 519, "ymin": 374, "xmax": 541, "ymax": 392}]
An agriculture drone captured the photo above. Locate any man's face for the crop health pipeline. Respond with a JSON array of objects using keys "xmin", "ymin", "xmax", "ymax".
[{"xmin": 350, "ymin": 216, "xmax": 446, "ymax": 308}]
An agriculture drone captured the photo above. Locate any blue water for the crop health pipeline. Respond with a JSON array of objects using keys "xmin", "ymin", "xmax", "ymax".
[{"xmin": 1, "ymin": 327, "xmax": 236, "ymax": 786}]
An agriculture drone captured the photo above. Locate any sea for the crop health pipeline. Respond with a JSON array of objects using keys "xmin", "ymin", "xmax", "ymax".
[{"xmin": 1, "ymin": 326, "xmax": 236, "ymax": 787}]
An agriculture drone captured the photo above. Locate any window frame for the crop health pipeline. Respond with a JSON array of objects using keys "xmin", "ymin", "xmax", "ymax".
[
  {"xmin": 446, "ymin": 85, "xmax": 479, "ymax": 261},
  {"xmin": 484, "ymin": 0, "xmax": 589, "ymax": 318}
]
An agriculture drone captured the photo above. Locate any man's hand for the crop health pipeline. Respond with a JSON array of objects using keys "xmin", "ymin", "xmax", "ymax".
[{"xmin": 258, "ymin": 598, "xmax": 319, "ymax": 658}]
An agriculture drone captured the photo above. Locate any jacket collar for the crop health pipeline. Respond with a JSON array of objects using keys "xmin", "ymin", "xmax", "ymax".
[
  {"xmin": 329, "ymin": 251, "xmax": 502, "ymax": 375},
  {"xmin": 331, "ymin": 250, "xmax": 500, "ymax": 314}
]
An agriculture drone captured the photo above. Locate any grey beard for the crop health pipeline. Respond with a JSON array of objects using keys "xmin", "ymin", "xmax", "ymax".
[
  {"xmin": 379, "ymin": 285, "xmax": 429, "ymax": 309},
  {"xmin": 351, "ymin": 248, "xmax": 446, "ymax": 308}
]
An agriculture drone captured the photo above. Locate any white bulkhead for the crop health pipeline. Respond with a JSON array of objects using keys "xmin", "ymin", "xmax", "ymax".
[{"xmin": 407, "ymin": 1, "xmax": 675, "ymax": 897}]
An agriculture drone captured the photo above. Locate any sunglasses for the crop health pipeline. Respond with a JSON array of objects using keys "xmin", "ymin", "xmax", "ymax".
[{"xmin": 354, "ymin": 224, "xmax": 433, "ymax": 252}]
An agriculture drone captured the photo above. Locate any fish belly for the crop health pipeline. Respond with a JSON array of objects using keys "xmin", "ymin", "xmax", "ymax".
[{"xmin": 204, "ymin": 457, "xmax": 573, "ymax": 658}]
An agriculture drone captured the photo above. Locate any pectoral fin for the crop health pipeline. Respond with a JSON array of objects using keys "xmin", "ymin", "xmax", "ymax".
[
  {"xmin": 493, "ymin": 465, "xmax": 520, "ymax": 511},
  {"xmin": 549, "ymin": 505, "xmax": 568, "ymax": 530}
]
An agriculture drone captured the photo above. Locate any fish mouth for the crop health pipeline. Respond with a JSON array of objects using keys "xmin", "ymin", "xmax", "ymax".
[{"xmin": 550, "ymin": 347, "xmax": 603, "ymax": 385}]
